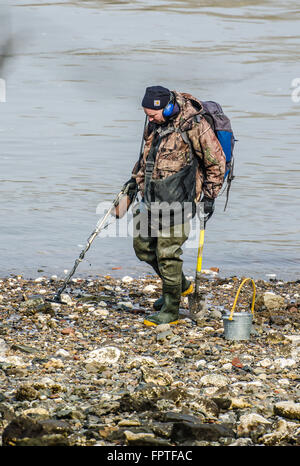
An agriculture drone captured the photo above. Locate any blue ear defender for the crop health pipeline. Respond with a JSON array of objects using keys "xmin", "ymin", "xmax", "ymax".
[{"xmin": 162, "ymin": 92, "xmax": 175, "ymax": 118}]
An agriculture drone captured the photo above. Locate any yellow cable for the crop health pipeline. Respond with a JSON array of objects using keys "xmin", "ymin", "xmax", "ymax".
[{"xmin": 228, "ymin": 278, "xmax": 256, "ymax": 321}]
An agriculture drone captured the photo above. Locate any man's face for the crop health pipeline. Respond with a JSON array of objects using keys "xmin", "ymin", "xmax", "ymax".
[{"xmin": 143, "ymin": 107, "xmax": 165, "ymax": 124}]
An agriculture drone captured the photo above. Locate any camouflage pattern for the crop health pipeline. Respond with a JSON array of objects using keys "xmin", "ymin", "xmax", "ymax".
[{"xmin": 132, "ymin": 91, "xmax": 226, "ymax": 201}]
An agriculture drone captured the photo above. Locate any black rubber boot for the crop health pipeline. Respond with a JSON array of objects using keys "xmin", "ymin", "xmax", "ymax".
[
  {"xmin": 153, "ymin": 274, "xmax": 193, "ymax": 311},
  {"xmin": 144, "ymin": 283, "xmax": 182, "ymax": 326}
]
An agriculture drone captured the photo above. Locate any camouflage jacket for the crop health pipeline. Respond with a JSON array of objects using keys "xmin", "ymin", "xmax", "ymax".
[{"xmin": 132, "ymin": 91, "xmax": 226, "ymax": 201}]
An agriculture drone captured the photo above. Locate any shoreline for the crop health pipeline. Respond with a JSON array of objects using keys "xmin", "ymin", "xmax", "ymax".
[{"xmin": 0, "ymin": 273, "xmax": 299, "ymax": 446}]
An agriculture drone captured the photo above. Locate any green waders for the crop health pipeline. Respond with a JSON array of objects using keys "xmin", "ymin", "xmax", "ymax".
[{"xmin": 133, "ymin": 211, "xmax": 193, "ymax": 326}]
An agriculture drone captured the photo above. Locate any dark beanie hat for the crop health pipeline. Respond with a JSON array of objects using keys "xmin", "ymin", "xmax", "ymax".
[{"xmin": 141, "ymin": 85, "xmax": 171, "ymax": 110}]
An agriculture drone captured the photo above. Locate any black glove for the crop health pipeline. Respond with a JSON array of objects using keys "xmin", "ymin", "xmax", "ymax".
[
  {"xmin": 122, "ymin": 177, "xmax": 138, "ymax": 202},
  {"xmin": 202, "ymin": 196, "xmax": 215, "ymax": 222}
]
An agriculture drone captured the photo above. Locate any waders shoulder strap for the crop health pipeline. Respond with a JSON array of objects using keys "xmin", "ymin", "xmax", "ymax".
[{"xmin": 144, "ymin": 130, "xmax": 161, "ymax": 202}]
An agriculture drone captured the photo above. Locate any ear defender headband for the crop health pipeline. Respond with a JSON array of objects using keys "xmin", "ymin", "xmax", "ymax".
[{"xmin": 162, "ymin": 92, "xmax": 175, "ymax": 118}]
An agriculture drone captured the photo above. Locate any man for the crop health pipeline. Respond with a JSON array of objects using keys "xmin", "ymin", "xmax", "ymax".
[{"xmin": 124, "ymin": 85, "xmax": 226, "ymax": 326}]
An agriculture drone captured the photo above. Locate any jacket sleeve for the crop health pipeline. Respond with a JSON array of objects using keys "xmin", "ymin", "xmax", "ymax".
[
  {"xmin": 131, "ymin": 122, "xmax": 153, "ymax": 189},
  {"xmin": 188, "ymin": 117, "xmax": 226, "ymax": 199}
]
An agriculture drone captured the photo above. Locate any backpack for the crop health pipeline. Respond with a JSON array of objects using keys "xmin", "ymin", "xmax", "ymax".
[{"xmin": 196, "ymin": 100, "xmax": 236, "ymax": 210}]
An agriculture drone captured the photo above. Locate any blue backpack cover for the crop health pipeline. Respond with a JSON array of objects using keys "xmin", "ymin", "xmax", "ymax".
[{"xmin": 199, "ymin": 100, "xmax": 236, "ymax": 210}]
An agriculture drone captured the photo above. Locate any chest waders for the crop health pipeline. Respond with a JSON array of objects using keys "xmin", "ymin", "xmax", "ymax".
[
  {"xmin": 143, "ymin": 124, "xmax": 198, "ymax": 229},
  {"xmin": 141, "ymin": 124, "xmax": 197, "ymax": 326}
]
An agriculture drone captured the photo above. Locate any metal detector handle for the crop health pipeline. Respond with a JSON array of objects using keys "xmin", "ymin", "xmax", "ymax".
[{"xmin": 197, "ymin": 201, "xmax": 210, "ymax": 229}]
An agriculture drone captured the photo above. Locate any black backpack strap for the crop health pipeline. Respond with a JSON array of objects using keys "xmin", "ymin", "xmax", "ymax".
[{"xmin": 224, "ymin": 156, "xmax": 235, "ymax": 211}]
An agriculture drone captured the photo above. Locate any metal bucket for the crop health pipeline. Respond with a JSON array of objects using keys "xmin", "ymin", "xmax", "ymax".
[
  {"xmin": 223, "ymin": 311, "xmax": 253, "ymax": 340},
  {"xmin": 222, "ymin": 278, "xmax": 256, "ymax": 341}
]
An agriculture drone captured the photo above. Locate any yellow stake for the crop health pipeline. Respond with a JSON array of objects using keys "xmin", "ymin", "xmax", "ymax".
[{"xmin": 196, "ymin": 228, "xmax": 205, "ymax": 273}]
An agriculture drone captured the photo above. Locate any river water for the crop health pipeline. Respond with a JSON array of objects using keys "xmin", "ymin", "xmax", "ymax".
[{"xmin": 0, "ymin": 0, "xmax": 299, "ymax": 281}]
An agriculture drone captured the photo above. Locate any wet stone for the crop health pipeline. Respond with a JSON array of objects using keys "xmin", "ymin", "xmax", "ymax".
[
  {"xmin": 171, "ymin": 421, "xmax": 235, "ymax": 443},
  {"xmin": 2, "ymin": 416, "xmax": 72, "ymax": 446}
]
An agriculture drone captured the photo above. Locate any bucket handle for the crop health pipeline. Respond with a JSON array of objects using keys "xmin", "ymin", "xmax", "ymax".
[{"xmin": 228, "ymin": 278, "xmax": 256, "ymax": 321}]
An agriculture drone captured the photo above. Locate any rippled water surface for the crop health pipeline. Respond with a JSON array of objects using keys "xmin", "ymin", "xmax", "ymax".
[{"xmin": 0, "ymin": 0, "xmax": 299, "ymax": 280}]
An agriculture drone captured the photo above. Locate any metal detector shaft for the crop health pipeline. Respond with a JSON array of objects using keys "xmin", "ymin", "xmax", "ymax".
[{"xmin": 54, "ymin": 190, "xmax": 123, "ymax": 301}]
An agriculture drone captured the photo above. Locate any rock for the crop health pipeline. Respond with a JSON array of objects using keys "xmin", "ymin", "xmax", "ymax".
[
  {"xmin": 156, "ymin": 330, "xmax": 173, "ymax": 341},
  {"xmin": 55, "ymin": 407, "xmax": 85, "ymax": 420},
  {"xmin": 60, "ymin": 294, "xmax": 73, "ymax": 305},
  {"xmin": 231, "ymin": 357, "xmax": 243, "ymax": 368},
  {"xmin": 119, "ymin": 385, "xmax": 166, "ymax": 413},
  {"xmin": 61, "ymin": 327, "xmax": 75, "ymax": 336},
  {"xmin": 259, "ymin": 419, "xmax": 292, "ymax": 446},
  {"xmin": 162, "ymin": 411, "xmax": 204, "ymax": 424},
  {"xmin": 193, "ymin": 397, "xmax": 219, "ymax": 418},
  {"xmin": 155, "ymin": 324, "xmax": 171, "ymax": 333},
  {"xmin": 94, "ymin": 308, "xmax": 109, "ymax": 317},
  {"xmin": 90, "ymin": 400, "xmax": 121, "ymax": 417},
  {"xmin": 11, "ymin": 344, "xmax": 40, "ymax": 354},
  {"xmin": 39, "ymin": 377, "xmax": 58, "ymax": 387},
  {"xmin": 15, "ymin": 384, "xmax": 39, "ymax": 401},
  {"xmin": 273, "ymin": 358, "xmax": 296, "ymax": 369},
  {"xmin": 274, "ymin": 401, "xmax": 300, "ymax": 420},
  {"xmin": 22, "ymin": 408, "xmax": 50, "ymax": 420},
  {"xmin": 143, "ymin": 285, "xmax": 157, "ymax": 293},
  {"xmin": 117, "ymin": 301, "xmax": 133, "ymax": 310},
  {"xmin": 211, "ymin": 397, "xmax": 232, "ymax": 410},
  {"xmin": 118, "ymin": 419, "xmax": 141, "ymax": 427},
  {"xmin": 160, "ymin": 387, "xmax": 187, "ymax": 404},
  {"xmin": 0, "ymin": 338, "xmax": 9, "ymax": 355},
  {"xmin": 230, "ymin": 438, "xmax": 253, "ymax": 446},
  {"xmin": 284, "ymin": 335, "xmax": 300, "ymax": 345},
  {"xmin": 50, "ymin": 302, "xmax": 61, "ymax": 312},
  {"xmin": 2, "ymin": 417, "xmax": 42, "ymax": 446},
  {"xmin": 141, "ymin": 367, "xmax": 173, "ymax": 386},
  {"xmin": 127, "ymin": 356, "xmax": 158, "ymax": 369},
  {"xmin": 34, "ymin": 277, "xmax": 45, "ymax": 283},
  {"xmin": 124, "ymin": 430, "xmax": 171, "ymax": 446},
  {"xmin": 256, "ymin": 292, "xmax": 286, "ymax": 312},
  {"xmin": 199, "ymin": 373, "xmax": 229, "ymax": 388},
  {"xmin": 269, "ymin": 315, "xmax": 290, "ymax": 326},
  {"xmin": 265, "ymin": 332, "xmax": 287, "ymax": 344},
  {"xmin": 195, "ymin": 359, "xmax": 207, "ymax": 369},
  {"xmin": 104, "ymin": 285, "xmax": 114, "ymax": 291},
  {"xmin": 85, "ymin": 346, "xmax": 122, "ymax": 371},
  {"xmin": 2, "ymin": 416, "xmax": 71, "ymax": 446},
  {"xmin": 237, "ymin": 413, "xmax": 272, "ymax": 440},
  {"xmin": 122, "ymin": 276, "xmax": 133, "ymax": 283},
  {"xmin": 210, "ymin": 309, "xmax": 222, "ymax": 319},
  {"xmin": 0, "ymin": 355, "xmax": 25, "ymax": 368},
  {"xmin": 98, "ymin": 301, "xmax": 108, "ymax": 307},
  {"xmin": 258, "ymin": 358, "xmax": 273, "ymax": 368},
  {"xmin": 124, "ymin": 430, "xmax": 155, "ymax": 444},
  {"xmin": 19, "ymin": 297, "xmax": 54, "ymax": 316},
  {"xmin": 55, "ymin": 349, "xmax": 70, "ymax": 358},
  {"xmin": 230, "ymin": 398, "xmax": 252, "ymax": 409},
  {"xmin": 171, "ymin": 421, "xmax": 235, "ymax": 443}
]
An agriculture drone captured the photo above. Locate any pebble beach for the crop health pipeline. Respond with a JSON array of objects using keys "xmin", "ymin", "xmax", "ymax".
[{"xmin": 0, "ymin": 272, "xmax": 300, "ymax": 447}]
